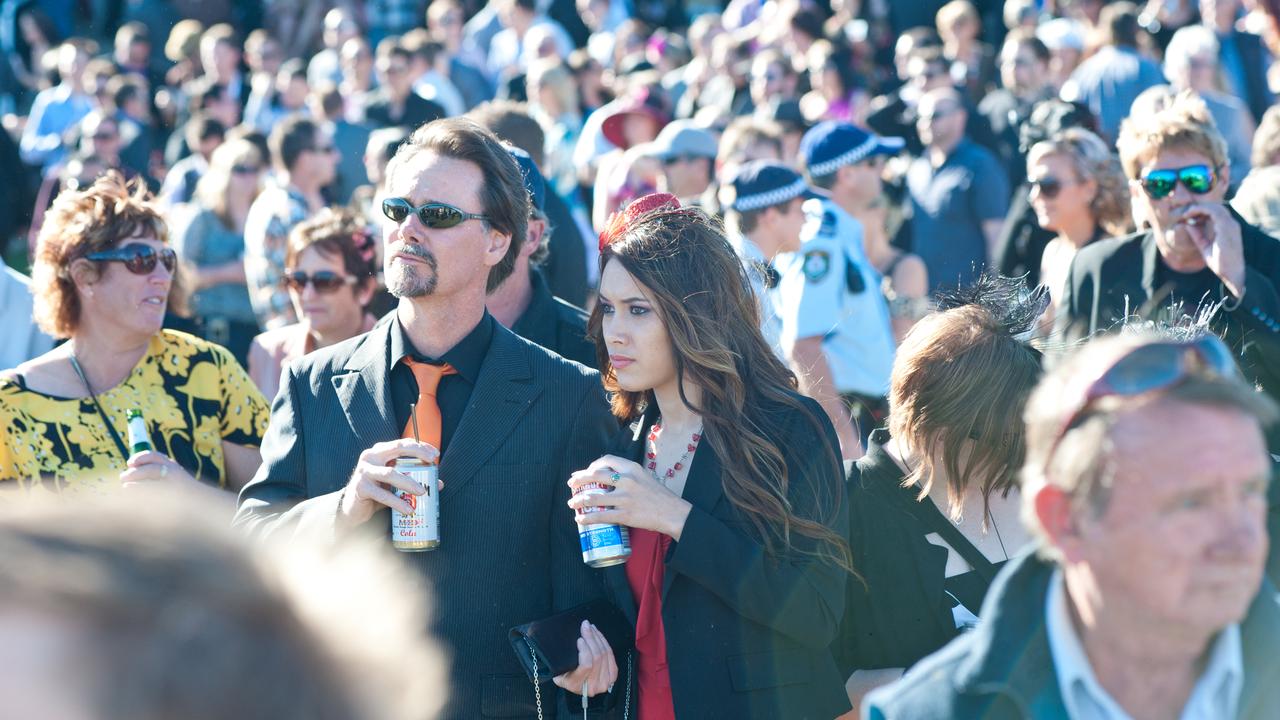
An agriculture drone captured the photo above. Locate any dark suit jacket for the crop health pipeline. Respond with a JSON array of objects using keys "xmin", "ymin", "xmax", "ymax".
[
  {"xmin": 835, "ymin": 430, "xmax": 1001, "ymax": 678},
  {"xmin": 234, "ymin": 319, "xmax": 618, "ymax": 719},
  {"xmin": 1055, "ymin": 211, "xmax": 1280, "ymax": 446},
  {"xmin": 866, "ymin": 553, "xmax": 1280, "ymax": 719},
  {"xmin": 597, "ymin": 395, "xmax": 853, "ymax": 719},
  {"xmin": 365, "ymin": 91, "xmax": 447, "ymax": 130},
  {"xmin": 512, "ymin": 269, "xmax": 597, "ymax": 369},
  {"xmin": 1223, "ymin": 29, "xmax": 1272, "ymax": 124}
]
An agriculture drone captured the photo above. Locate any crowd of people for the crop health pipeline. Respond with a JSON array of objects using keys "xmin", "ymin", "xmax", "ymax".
[{"xmin": 2, "ymin": 0, "xmax": 1280, "ymax": 718}]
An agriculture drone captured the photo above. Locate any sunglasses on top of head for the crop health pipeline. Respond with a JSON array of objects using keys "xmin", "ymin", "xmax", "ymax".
[
  {"xmin": 282, "ymin": 270, "xmax": 358, "ymax": 293},
  {"xmin": 85, "ymin": 243, "xmax": 177, "ymax": 275},
  {"xmin": 1138, "ymin": 164, "xmax": 1215, "ymax": 200},
  {"xmin": 381, "ymin": 197, "xmax": 490, "ymax": 229},
  {"xmin": 1043, "ymin": 335, "xmax": 1238, "ymax": 473}
]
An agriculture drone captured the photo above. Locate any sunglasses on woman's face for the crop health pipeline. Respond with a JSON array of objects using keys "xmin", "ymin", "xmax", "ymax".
[
  {"xmin": 1139, "ymin": 164, "xmax": 1215, "ymax": 199},
  {"xmin": 1029, "ymin": 176, "xmax": 1072, "ymax": 200},
  {"xmin": 381, "ymin": 197, "xmax": 490, "ymax": 229},
  {"xmin": 86, "ymin": 243, "xmax": 177, "ymax": 275},
  {"xmin": 282, "ymin": 270, "xmax": 357, "ymax": 293}
]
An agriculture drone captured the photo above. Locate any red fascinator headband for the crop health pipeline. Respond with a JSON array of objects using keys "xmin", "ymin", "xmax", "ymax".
[{"xmin": 598, "ymin": 193, "xmax": 685, "ymax": 252}]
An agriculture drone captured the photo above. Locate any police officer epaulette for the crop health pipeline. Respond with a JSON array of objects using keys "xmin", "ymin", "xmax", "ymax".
[
  {"xmin": 755, "ymin": 260, "xmax": 781, "ymax": 289},
  {"xmin": 844, "ymin": 253, "xmax": 866, "ymax": 294},
  {"xmin": 819, "ymin": 210, "xmax": 838, "ymax": 237}
]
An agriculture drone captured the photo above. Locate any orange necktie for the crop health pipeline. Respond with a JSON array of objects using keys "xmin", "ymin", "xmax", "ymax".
[{"xmin": 402, "ymin": 358, "xmax": 457, "ymax": 448}]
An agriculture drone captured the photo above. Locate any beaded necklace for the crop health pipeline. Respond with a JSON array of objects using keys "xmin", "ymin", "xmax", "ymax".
[{"xmin": 645, "ymin": 417, "xmax": 703, "ymax": 485}]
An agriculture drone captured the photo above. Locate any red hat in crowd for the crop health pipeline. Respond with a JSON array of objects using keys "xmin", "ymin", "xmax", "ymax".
[{"xmin": 601, "ymin": 87, "xmax": 671, "ymax": 150}]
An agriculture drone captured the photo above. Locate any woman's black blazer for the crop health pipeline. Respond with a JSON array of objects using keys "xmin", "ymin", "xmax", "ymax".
[
  {"xmin": 833, "ymin": 429, "xmax": 998, "ymax": 676},
  {"xmin": 599, "ymin": 394, "xmax": 852, "ymax": 720}
]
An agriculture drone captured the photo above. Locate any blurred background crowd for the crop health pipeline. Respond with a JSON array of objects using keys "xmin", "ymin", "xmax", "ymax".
[{"xmin": 3, "ymin": 0, "xmax": 1279, "ymax": 362}]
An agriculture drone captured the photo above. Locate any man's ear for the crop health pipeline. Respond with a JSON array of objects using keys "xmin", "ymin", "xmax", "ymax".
[
  {"xmin": 484, "ymin": 227, "xmax": 513, "ymax": 267},
  {"xmin": 1033, "ymin": 483, "xmax": 1089, "ymax": 562},
  {"xmin": 522, "ymin": 219, "xmax": 547, "ymax": 260}
]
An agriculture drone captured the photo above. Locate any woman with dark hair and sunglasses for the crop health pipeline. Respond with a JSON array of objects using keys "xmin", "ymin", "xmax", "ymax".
[
  {"xmin": 1026, "ymin": 127, "xmax": 1131, "ymax": 322},
  {"xmin": 247, "ymin": 207, "xmax": 380, "ymax": 402},
  {"xmin": 565, "ymin": 194, "xmax": 854, "ymax": 719},
  {"xmin": 0, "ymin": 173, "xmax": 269, "ymax": 494},
  {"xmin": 833, "ymin": 277, "xmax": 1044, "ymax": 714}
]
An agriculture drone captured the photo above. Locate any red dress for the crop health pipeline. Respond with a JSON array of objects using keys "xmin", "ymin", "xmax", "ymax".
[{"xmin": 624, "ymin": 527, "xmax": 677, "ymax": 720}]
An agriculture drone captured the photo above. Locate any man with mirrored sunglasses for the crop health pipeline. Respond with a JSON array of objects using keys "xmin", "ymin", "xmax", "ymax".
[
  {"xmin": 1055, "ymin": 91, "xmax": 1280, "ymax": 450},
  {"xmin": 235, "ymin": 119, "xmax": 620, "ymax": 718},
  {"xmin": 867, "ymin": 330, "xmax": 1280, "ymax": 719}
]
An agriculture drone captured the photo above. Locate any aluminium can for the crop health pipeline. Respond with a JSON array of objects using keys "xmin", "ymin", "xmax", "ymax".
[
  {"xmin": 391, "ymin": 459, "xmax": 440, "ymax": 552},
  {"xmin": 575, "ymin": 482, "xmax": 631, "ymax": 567}
]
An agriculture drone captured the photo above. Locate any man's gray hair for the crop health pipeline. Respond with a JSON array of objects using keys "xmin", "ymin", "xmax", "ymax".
[{"xmin": 1020, "ymin": 329, "xmax": 1278, "ymax": 559}]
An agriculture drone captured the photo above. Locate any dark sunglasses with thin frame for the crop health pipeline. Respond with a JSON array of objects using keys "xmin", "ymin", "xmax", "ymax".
[
  {"xmin": 382, "ymin": 197, "xmax": 490, "ymax": 229},
  {"xmin": 282, "ymin": 270, "xmax": 359, "ymax": 293},
  {"xmin": 85, "ymin": 243, "xmax": 177, "ymax": 275},
  {"xmin": 1029, "ymin": 176, "xmax": 1072, "ymax": 200}
]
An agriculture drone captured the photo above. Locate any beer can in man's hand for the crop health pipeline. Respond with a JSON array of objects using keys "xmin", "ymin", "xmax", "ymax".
[
  {"xmin": 391, "ymin": 458, "xmax": 440, "ymax": 551},
  {"xmin": 575, "ymin": 482, "xmax": 631, "ymax": 567}
]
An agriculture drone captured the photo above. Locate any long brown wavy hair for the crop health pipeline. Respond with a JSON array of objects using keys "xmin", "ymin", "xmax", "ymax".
[{"xmin": 588, "ymin": 201, "xmax": 852, "ymax": 571}]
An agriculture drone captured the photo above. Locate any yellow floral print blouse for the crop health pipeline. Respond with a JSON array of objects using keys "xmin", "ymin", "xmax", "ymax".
[{"xmin": 0, "ymin": 330, "xmax": 270, "ymax": 493}]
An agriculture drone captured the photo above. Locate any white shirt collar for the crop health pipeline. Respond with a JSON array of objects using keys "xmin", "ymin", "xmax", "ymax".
[{"xmin": 1045, "ymin": 569, "xmax": 1243, "ymax": 720}]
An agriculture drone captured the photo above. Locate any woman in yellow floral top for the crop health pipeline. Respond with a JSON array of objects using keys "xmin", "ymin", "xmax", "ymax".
[{"xmin": 0, "ymin": 172, "xmax": 269, "ymax": 493}]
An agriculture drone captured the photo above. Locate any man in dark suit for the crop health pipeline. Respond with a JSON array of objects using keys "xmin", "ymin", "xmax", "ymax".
[
  {"xmin": 366, "ymin": 41, "xmax": 447, "ymax": 130},
  {"xmin": 1054, "ymin": 92, "xmax": 1280, "ymax": 448},
  {"xmin": 235, "ymin": 119, "xmax": 617, "ymax": 718},
  {"xmin": 489, "ymin": 147, "xmax": 597, "ymax": 368},
  {"xmin": 1202, "ymin": 0, "xmax": 1273, "ymax": 123}
]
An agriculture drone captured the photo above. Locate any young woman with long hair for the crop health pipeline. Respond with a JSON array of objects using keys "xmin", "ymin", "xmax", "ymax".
[{"xmin": 566, "ymin": 194, "xmax": 853, "ymax": 719}]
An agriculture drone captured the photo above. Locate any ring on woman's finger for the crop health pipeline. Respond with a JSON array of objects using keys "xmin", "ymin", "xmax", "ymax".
[{"xmin": 610, "ymin": 472, "xmax": 622, "ymax": 483}]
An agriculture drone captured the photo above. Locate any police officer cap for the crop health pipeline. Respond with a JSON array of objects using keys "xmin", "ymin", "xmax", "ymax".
[
  {"xmin": 506, "ymin": 146, "xmax": 546, "ymax": 213},
  {"xmin": 799, "ymin": 121, "xmax": 905, "ymax": 179},
  {"xmin": 725, "ymin": 160, "xmax": 819, "ymax": 213}
]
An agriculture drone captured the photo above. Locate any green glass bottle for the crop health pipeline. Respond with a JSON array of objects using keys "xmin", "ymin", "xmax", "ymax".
[{"xmin": 125, "ymin": 408, "xmax": 153, "ymax": 455}]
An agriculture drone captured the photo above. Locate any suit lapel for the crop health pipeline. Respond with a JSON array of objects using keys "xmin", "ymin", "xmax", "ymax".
[
  {"xmin": 662, "ymin": 437, "xmax": 724, "ymax": 601},
  {"xmin": 333, "ymin": 321, "xmax": 398, "ymax": 448},
  {"xmin": 438, "ymin": 325, "xmax": 540, "ymax": 500},
  {"xmin": 1138, "ymin": 231, "xmax": 1165, "ymax": 316}
]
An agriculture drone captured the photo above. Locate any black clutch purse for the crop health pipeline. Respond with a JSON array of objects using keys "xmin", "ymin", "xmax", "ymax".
[{"xmin": 508, "ymin": 598, "xmax": 635, "ymax": 681}]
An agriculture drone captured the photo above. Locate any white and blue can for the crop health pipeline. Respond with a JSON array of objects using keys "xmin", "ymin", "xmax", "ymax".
[{"xmin": 575, "ymin": 482, "xmax": 631, "ymax": 567}]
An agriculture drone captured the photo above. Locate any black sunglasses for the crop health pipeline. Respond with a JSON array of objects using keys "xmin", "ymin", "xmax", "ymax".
[
  {"xmin": 382, "ymin": 197, "xmax": 490, "ymax": 229},
  {"xmin": 85, "ymin": 243, "xmax": 177, "ymax": 275},
  {"xmin": 1029, "ymin": 176, "xmax": 1074, "ymax": 200},
  {"xmin": 231, "ymin": 164, "xmax": 261, "ymax": 175},
  {"xmin": 282, "ymin": 270, "xmax": 358, "ymax": 293},
  {"xmin": 1139, "ymin": 164, "xmax": 1215, "ymax": 200}
]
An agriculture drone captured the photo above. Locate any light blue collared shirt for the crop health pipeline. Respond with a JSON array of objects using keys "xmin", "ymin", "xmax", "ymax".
[{"xmin": 1045, "ymin": 570, "xmax": 1243, "ymax": 720}]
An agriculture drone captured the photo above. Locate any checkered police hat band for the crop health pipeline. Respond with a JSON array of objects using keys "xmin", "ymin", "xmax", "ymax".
[
  {"xmin": 734, "ymin": 178, "xmax": 808, "ymax": 212},
  {"xmin": 807, "ymin": 136, "xmax": 879, "ymax": 178}
]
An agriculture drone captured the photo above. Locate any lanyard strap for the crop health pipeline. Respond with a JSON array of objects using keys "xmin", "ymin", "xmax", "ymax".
[{"xmin": 68, "ymin": 354, "xmax": 131, "ymax": 462}]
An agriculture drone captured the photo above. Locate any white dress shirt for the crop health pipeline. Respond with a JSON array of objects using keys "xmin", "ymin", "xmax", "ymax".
[{"xmin": 1045, "ymin": 570, "xmax": 1243, "ymax": 720}]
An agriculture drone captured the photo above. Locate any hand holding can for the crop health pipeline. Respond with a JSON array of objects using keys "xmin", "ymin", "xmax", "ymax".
[{"xmin": 338, "ymin": 439, "xmax": 442, "ymax": 529}]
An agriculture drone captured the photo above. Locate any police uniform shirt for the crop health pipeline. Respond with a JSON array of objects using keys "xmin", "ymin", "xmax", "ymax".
[
  {"xmin": 775, "ymin": 197, "xmax": 896, "ymax": 397},
  {"xmin": 728, "ymin": 229, "xmax": 785, "ymax": 359}
]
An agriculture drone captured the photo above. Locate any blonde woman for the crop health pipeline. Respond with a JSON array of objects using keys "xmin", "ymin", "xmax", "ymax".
[
  {"xmin": 1025, "ymin": 128, "xmax": 1131, "ymax": 319},
  {"xmin": 171, "ymin": 139, "xmax": 266, "ymax": 363},
  {"xmin": 527, "ymin": 57, "xmax": 584, "ymax": 199}
]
